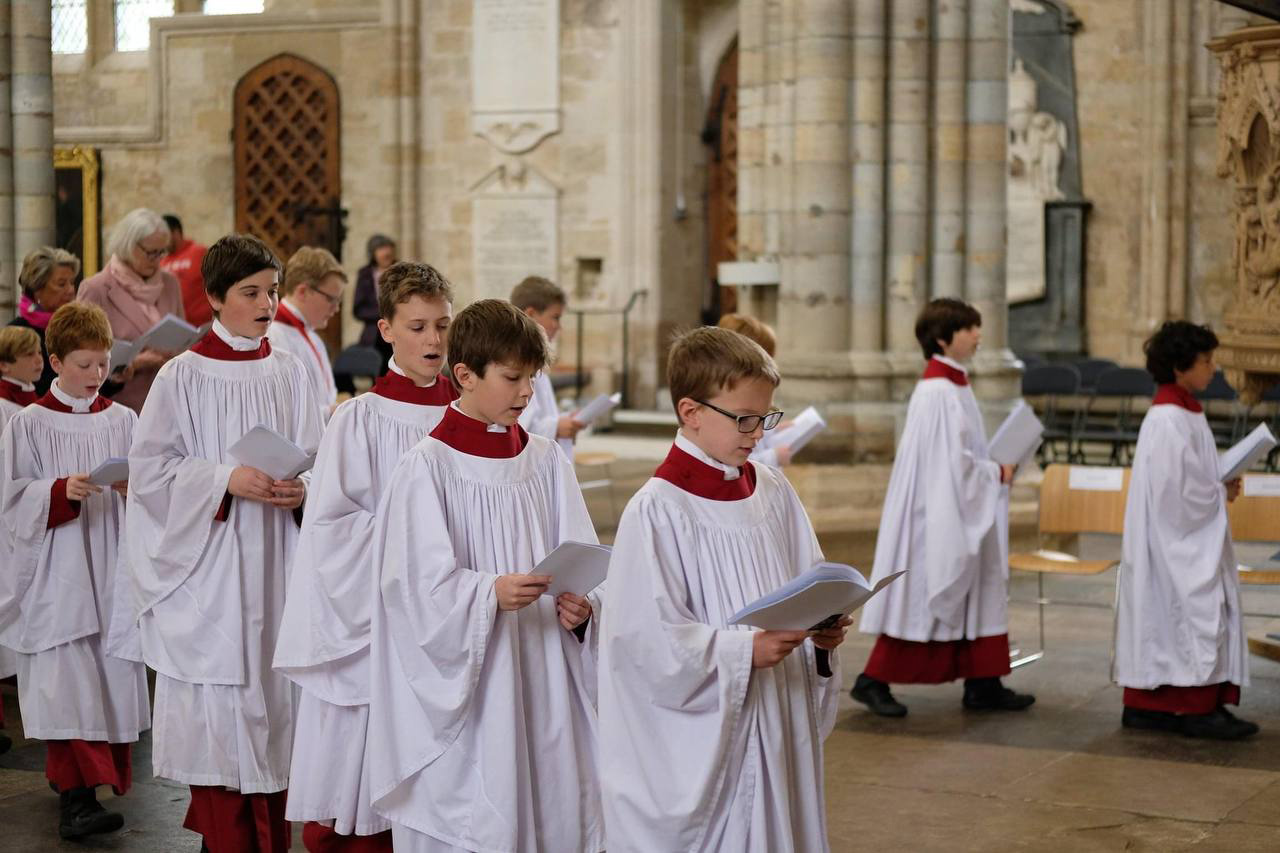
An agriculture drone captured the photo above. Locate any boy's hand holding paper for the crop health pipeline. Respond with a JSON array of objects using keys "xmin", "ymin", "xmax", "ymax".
[
  {"xmin": 228, "ymin": 425, "xmax": 318, "ymax": 481},
  {"xmin": 729, "ymin": 562, "xmax": 903, "ymax": 632},
  {"xmin": 532, "ymin": 541, "xmax": 613, "ymax": 597}
]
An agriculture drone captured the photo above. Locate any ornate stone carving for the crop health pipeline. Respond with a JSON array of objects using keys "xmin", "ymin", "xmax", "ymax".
[{"xmin": 1209, "ymin": 27, "xmax": 1280, "ymax": 403}]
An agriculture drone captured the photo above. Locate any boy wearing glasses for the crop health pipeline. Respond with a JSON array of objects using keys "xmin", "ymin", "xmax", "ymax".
[
  {"xmin": 269, "ymin": 246, "xmax": 347, "ymax": 420},
  {"xmin": 598, "ymin": 326, "xmax": 848, "ymax": 852},
  {"xmin": 853, "ymin": 298, "xmax": 1032, "ymax": 718}
]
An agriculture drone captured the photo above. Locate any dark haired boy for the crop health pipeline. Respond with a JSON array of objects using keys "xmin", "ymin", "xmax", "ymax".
[
  {"xmin": 511, "ymin": 275, "xmax": 584, "ymax": 444},
  {"xmin": 1114, "ymin": 321, "xmax": 1255, "ymax": 739},
  {"xmin": 853, "ymin": 298, "xmax": 1032, "ymax": 717},
  {"xmin": 122, "ymin": 233, "xmax": 324, "ymax": 852},
  {"xmin": 366, "ymin": 299, "xmax": 602, "ymax": 852}
]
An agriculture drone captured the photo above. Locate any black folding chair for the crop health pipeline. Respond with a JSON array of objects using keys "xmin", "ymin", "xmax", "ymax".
[
  {"xmin": 1072, "ymin": 358, "xmax": 1119, "ymax": 392},
  {"xmin": 1017, "ymin": 352, "xmax": 1047, "ymax": 370},
  {"xmin": 332, "ymin": 345, "xmax": 383, "ymax": 386},
  {"xmin": 1022, "ymin": 364, "xmax": 1081, "ymax": 463},
  {"xmin": 1071, "ymin": 367, "xmax": 1155, "ymax": 465},
  {"xmin": 1195, "ymin": 370, "xmax": 1242, "ymax": 448}
]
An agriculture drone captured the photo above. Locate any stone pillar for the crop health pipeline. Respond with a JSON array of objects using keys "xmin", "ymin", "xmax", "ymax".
[
  {"xmin": 0, "ymin": 1, "xmax": 15, "ymax": 320},
  {"xmin": 931, "ymin": 0, "xmax": 967, "ymax": 300},
  {"xmin": 10, "ymin": 0, "xmax": 54, "ymax": 266}
]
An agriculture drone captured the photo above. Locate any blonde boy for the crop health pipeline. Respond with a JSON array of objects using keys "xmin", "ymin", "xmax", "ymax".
[
  {"xmin": 0, "ymin": 326, "xmax": 43, "ymax": 425},
  {"xmin": 270, "ymin": 245, "xmax": 347, "ymax": 417},
  {"xmin": 511, "ymin": 276, "xmax": 583, "ymax": 443}
]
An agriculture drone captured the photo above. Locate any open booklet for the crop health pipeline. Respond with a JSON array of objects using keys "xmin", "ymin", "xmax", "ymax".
[
  {"xmin": 729, "ymin": 563, "xmax": 904, "ymax": 632},
  {"xmin": 88, "ymin": 457, "xmax": 129, "ymax": 487},
  {"xmin": 227, "ymin": 425, "xmax": 317, "ymax": 481},
  {"xmin": 988, "ymin": 400, "xmax": 1045, "ymax": 467},
  {"xmin": 572, "ymin": 392, "xmax": 622, "ymax": 426},
  {"xmin": 531, "ymin": 540, "xmax": 613, "ymax": 597},
  {"xmin": 770, "ymin": 406, "xmax": 827, "ymax": 457},
  {"xmin": 1220, "ymin": 422, "xmax": 1278, "ymax": 482},
  {"xmin": 110, "ymin": 315, "xmax": 210, "ymax": 372}
]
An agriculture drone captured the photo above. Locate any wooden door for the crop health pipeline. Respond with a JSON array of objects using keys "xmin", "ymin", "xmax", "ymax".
[
  {"xmin": 704, "ymin": 39, "xmax": 738, "ymax": 319},
  {"xmin": 233, "ymin": 54, "xmax": 343, "ymax": 353}
]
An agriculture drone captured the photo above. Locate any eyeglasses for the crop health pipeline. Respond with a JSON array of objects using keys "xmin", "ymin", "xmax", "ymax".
[
  {"xmin": 311, "ymin": 288, "xmax": 342, "ymax": 307},
  {"xmin": 138, "ymin": 246, "xmax": 168, "ymax": 261},
  {"xmin": 694, "ymin": 399, "xmax": 784, "ymax": 433}
]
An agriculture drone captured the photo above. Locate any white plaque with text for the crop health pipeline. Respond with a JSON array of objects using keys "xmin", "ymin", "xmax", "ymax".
[
  {"xmin": 471, "ymin": 164, "xmax": 559, "ymax": 301},
  {"xmin": 472, "ymin": 0, "xmax": 560, "ymax": 153},
  {"xmin": 1067, "ymin": 466, "xmax": 1125, "ymax": 492}
]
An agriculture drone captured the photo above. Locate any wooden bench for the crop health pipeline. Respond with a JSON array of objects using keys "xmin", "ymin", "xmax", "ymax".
[{"xmin": 1228, "ymin": 473, "xmax": 1280, "ymax": 588}]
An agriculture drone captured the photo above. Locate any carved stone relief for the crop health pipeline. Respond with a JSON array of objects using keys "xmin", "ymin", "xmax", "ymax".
[{"xmin": 1007, "ymin": 58, "xmax": 1068, "ymax": 304}]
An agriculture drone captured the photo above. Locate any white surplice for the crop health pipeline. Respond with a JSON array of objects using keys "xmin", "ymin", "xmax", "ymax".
[
  {"xmin": 1, "ymin": 394, "xmax": 26, "ymax": 679},
  {"xmin": 1114, "ymin": 401, "xmax": 1248, "ymax": 690},
  {"xmin": 120, "ymin": 326, "xmax": 323, "ymax": 792},
  {"xmin": 518, "ymin": 370, "xmax": 559, "ymax": 440},
  {"xmin": 267, "ymin": 298, "xmax": 337, "ymax": 417},
  {"xmin": 598, "ymin": 433, "xmax": 841, "ymax": 853},
  {"xmin": 367, "ymin": 414, "xmax": 603, "ymax": 852},
  {"xmin": 859, "ymin": 357, "xmax": 1010, "ymax": 641},
  {"xmin": 274, "ymin": 366, "xmax": 453, "ymax": 836},
  {"xmin": 0, "ymin": 397, "xmax": 149, "ymax": 742}
]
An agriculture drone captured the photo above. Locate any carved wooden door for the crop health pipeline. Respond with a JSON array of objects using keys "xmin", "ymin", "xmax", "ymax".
[
  {"xmin": 233, "ymin": 54, "xmax": 343, "ymax": 352},
  {"xmin": 704, "ymin": 39, "xmax": 739, "ymax": 318}
]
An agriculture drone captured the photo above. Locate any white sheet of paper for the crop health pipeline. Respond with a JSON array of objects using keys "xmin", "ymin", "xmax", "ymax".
[
  {"xmin": 1068, "ymin": 466, "xmax": 1125, "ymax": 492},
  {"xmin": 134, "ymin": 314, "xmax": 203, "ymax": 354},
  {"xmin": 109, "ymin": 340, "xmax": 139, "ymax": 373},
  {"xmin": 533, "ymin": 540, "xmax": 613, "ymax": 597},
  {"xmin": 729, "ymin": 563, "xmax": 904, "ymax": 631},
  {"xmin": 1220, "ymin": 422, "xmax": 1278, "ymax": 482},
  {"xmin": 228, "ymin": 425, "xmax": 317, "ymax": 481},
  {"xmin": 988, "ymin": 400, "xmax": 1045, "ymax": 466},
  {"xmin": 772, "ymin": 406, "xmax": 827, "ymax": 455},
  {"xmin": 572, "ymin": 392, "xmax": 621, "ymax": 426},
  {"xmin": 88, "ymin": 457, "xmax": 129, "ymax": 486},
  {"xmin": 1242, "ymin": 475, "xmax": 1280, "ymax": 498}
]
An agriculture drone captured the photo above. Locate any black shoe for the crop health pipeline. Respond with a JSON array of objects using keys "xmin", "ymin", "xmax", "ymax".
[
  {"xmin": 962, "ymin": 677, "xmax": 1036, "ymax": 711},
  {"xmin": 58, "ymin": 787, "xmax": 124, "ymax": 839},
  {"xmin": 851, "ymin": 673, "xmax": 908, "ymax": 717},
  {"xmin": 1179, "ymin": 707, "xmax": 1258, "ymax": 740},
  {"xmin": 1218, "ymin": 705, "xmax": 1261, "ymax": 737},
  {"xmin": 0, "ymin": 732, "xmax": 10, "ymax": 756},
  {"xmin": 1121, "ymin": 706, "xmax": 1181, "ymax": 732}
]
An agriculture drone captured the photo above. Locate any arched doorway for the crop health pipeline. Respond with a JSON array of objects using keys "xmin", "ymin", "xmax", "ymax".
[{"xmin": 702, "ymin": 38, "xmax": 738, "ymax": 321}]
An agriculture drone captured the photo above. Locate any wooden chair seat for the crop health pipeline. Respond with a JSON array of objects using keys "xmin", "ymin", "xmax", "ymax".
[
  {"xmin": 1247, "ymin": 634, "xmax": 1280, "ymax": 663},
  {"xmin": 1238, "ymin": 568, "xmax": 1280, "ymax": 585},
  {"xmin": 574, "ymin": 451, "xmax": 618, "ymax": 467},
  {"xmin": 1010, "ymin": 550, "xmax": 1117, "ymax": 576}
]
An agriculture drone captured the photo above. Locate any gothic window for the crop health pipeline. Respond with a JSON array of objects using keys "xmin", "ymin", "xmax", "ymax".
[
  {"xmin": 114, "ymin": 0, "xmax": 175, "ymax": 52},
  {"xmin": 204, "ymin": 0, "xmax": 265, "ymax": 13},
  {"xmin": 52, "ymin": 0, "xmax": 89, "ymax": 55}
]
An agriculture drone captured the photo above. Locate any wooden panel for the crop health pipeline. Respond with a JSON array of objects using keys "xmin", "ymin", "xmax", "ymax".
[
  {"xmin": 1037, "ymin": 464, "xmax": 1131, "ymax": 535},
  {"xmin": 1228, "ymin": 475, "xmax": 1280, "ymax": 543},
  {"xmin": 704, "ymin": 39, "xmax": 738, "ymax": 317}
]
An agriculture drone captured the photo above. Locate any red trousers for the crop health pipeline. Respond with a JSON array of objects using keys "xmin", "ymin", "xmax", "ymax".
[
  {"xmin": 45, "ymin": 740, "xmax": 132, "ymax": 795},
  {"xmin": 1123, "ymin": 682, "xmax": 1241, "ymax": 715},
  {"xmin": 185, "ymin": 786, "xmax": 290, "ymax": 853},
  {"xmin": 864, "ymin": 634, "xmax": 1012, "ymax": 684},
  {"xmin": 303, "ymin": 822, "xmax": 393, "ymax": 853}
]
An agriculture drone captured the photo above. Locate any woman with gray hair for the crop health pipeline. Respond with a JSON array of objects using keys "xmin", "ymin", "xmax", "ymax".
[
  {"xmin": 7, "ymin": 246, "xmax": 82, "ymax": 395},
  {"xmin": 77, "ymin": 207, "xmax": 185, "ymax": 412}
]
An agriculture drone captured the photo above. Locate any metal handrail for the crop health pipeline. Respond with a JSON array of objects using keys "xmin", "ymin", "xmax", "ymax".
[{"xmin": 567, "ymin": 289, "xmax": 648, "ymax": 408}]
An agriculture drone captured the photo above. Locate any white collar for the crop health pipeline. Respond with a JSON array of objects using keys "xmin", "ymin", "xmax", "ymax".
[
  {"xmin": 389, "ymin": 356, "xmax": 438, "ymax": 388},
  {"xmin": 934, "ymin": 354, "xmax": 969, "ymax": 374},
  {"xmin": 282, "ymin": 298, "xmax": 312, "ymax": 331},
  {"xmin": 675, "ymin": 430, "xmax": 740, "ymax": 481},
  {"xmin": 450, "ymin": 400, "xmax": 508, "ymax": 433},
  {"xmin": 51, "ymin": 377, "xmax": 97, "ymax": 413},
  {"xmin": 212, "ymin": 319, "xmax": 265, "ymax": 352},
  {"xmin": 1, "ymin": 376, "xmax": 34, "ymax": 392}
]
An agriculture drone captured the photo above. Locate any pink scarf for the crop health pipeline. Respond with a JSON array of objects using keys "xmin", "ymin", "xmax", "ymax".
[
  {"xmin": 108, "ymin": 254, "xmax": 166, "ymax": 326},
  {"xmin": 18, "ymin": 294, "xmax": 53, "ymax": 330}
]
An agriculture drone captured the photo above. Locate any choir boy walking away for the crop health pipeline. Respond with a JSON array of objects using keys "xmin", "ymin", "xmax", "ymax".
[
  {"xmin": 853, "ymin": 298, "xmax": 1033, "ymax": 717},
  {"xmin": 511, "ymin": 276, "xmax": 584, "ymax": 445},
  {"xmin": 598, "ymin": 326, "xmax": 849, "ymax": 852},
  {"xmin": 0, "ymin": 303, "xmax": 149, "ymax": 840},
  {"xmin": 121, "ymin": 234, "xmax": 323, "ymax": 852},
  {"xmin": 274, "ymin": 262, "xmax": 457, "ymax": 852},
  {"xmin": 269, "ymin": 245, "xmax": 347, "ymax": 419},
  {"xmin": 367, "ymin": 299, "xmax": 602, "ymax": 853},
  {"xmin": 1115, "ymin": 321, "xmax": 1256, "ymax": 740}
]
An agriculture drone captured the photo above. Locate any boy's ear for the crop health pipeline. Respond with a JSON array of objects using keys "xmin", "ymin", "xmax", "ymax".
[
  {"xmin": 377, "ymin": 317, "xmax": 393, "ymax": 344},
  {"xmin": 522, "ymin": 306, "xmax": 538, "ymax": 320},
  {"xmin": 676, "ymin": 396, "xmax": 700, "ymax": 428},
  {"xmin": 48, "ymin": 354, "xmax": 63, "ymax": 374},
  {"xmin": 452, "ymin": 360, "xmax": 475, "ymax": 390},
  {"xmin": 0, "ymin": 360, "xmax": 12, "ymax": 372}
]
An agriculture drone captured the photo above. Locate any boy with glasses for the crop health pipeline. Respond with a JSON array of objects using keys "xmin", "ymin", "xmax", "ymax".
[{"xmin": 270, "ymin": 246, "xmax": 347, "ymax": 420}]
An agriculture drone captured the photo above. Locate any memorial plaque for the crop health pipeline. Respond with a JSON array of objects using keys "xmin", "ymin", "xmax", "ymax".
[
  {"xmin": 471, "ymin": 164, "xmax": 559, "ymax": 300},
  {"xmin": 472, "ymin": 0, "xmax": 560, "ymax": 153}
]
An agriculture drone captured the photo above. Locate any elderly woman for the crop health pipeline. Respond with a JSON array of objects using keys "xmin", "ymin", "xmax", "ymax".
[
  {"xmin": 78, "ymin": 208, "xmax": 185, "ymax": 412},
  {"xmin": 7, "ymin": 247, "xmax": 81, "ymax": 395}
]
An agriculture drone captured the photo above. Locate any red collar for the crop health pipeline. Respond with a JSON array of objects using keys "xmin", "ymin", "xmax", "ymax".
[
  {"xmin": 922, "ymin": 357, "xmax": 969, "ymax": 386},
  {"xmin": 372, "ymin": 371, "xmax": 459, "ymax": 406},
  {"xmin": 1153, "ymin": 382, "xmax": 1203, "ymax": 413},
  {"xmin": 429, "ymin": 404, "xmax": 528, "ymax": 458},
  {"xmin": 0, "ymin": 381, "xmax": 38, "ymax": 407},
  {"xmin": 654, "ymin": 443, "xmax": 756, "ymax": 501},
  {"xmin": 190, "ymin": 330, "xmax": 272, "ymax": 361},
  {"xmin": 36, "ymin": 391, "xmax": 113, "ymax": 414}
]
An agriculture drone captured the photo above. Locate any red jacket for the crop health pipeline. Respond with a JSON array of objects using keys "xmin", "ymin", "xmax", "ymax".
[{"xmin": 161, "ymin": 239, "xmax": 211, "ymax": 327}]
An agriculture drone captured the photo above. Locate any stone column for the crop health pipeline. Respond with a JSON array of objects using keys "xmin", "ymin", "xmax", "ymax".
[
  {"xmin": 931, "ymin": 0, "xmax": 967, "ymax": 300},
  {"xmin": 0, "ymin": 1, "xmax": 15, "ymax": 320},
  {"xmin": 10, "ymin": 0, "xmax": 54, "ymax": 265}
]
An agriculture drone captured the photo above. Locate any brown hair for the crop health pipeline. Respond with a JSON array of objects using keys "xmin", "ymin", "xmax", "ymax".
[
  {"xmin": 716, "ymin": 313, "xmax": 777, "ymax": 356},
  {"xmin": 202, "ymin": 234, "xmax": 282, "ymax": 302},
  {"xmin": 447, "ymin": 299, "xmax": 548, "ymax": 388},
  {"xmin": 667, "ymin": 326, "xmax": 780, "ymax": 422},
  {"xmin": 0, "ymin": 326, "xmax": 40, "ymax": 363},
  {"xmin": 915, "ymin": 298, "xmax": 982, "ymax": 359},
  {"xmin": 377, "ymin": 261, "xmax": 454, "ymax": 320},
  {"xmin": 18, "ymin": 247, "xmax": 81, "ymax": 298},
  {"xmin": 510, "ymin": 276, "xmax": 566, "ymax": 312},
  {"xmin": 284, "ymin": 246, "xmax": 347, "ymax": 296},
  {"xmin": 45, "ymin": 303, "xmax": 113, "ymax": 359}
]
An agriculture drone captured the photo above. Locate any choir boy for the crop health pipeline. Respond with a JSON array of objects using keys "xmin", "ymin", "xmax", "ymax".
[
  {"xmin": 511, "ymin": 276, "xmax": 583, "ymax": 444},
  {"xmin": 0, "ymin": 326, "xmax": 43, "ymax": 426},
  {"xmin": 1115, "ymin": 321, "xmax": 1255, "ymax": 739},
  {"xmin": 269, "ymin": 245, "xmax": 346, "ymax": 419},
  {"xmin": 121, "ymin": 234, "xmax": 323, "ymax": 852},
  {"xmin": 367, "ymin": 299, "xmax": 602, "ymax": 853},
  {"xmin": 716, "ymin": 313, "xmax": 794, "ymax": 467},
  {"xmin": 853, "ymin": 298, "xmax": 1032, "ymax": 717},
  {"xmin": 274, "ymin": 262, "xmax": 457, "ymax": 852},
  {"xmin": 0, "ymin": 303, "xmax": 149, "ymax": 840},
  {"xmin": 598, "ymin": 326, "xmax": 849, "ymax": 852}
]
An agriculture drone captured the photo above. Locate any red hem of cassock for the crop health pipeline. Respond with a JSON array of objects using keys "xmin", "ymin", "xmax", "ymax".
[
  {"xmin": 185, "ymin": 786, "xmax": 290, "ymax": 853},
  {"xmin": 863, "ymin": 634, "xmax": 1012, "ymax": 684},
  {"xmin": 45, "ymin": 740, "xmax": 132, "ymax": 795},
  {"xmin": 1123, "ymin": 683, "xmax": 1241, "ymax": 715},
  {"xmin": 303, "ymin": 822, "xmax": 393, "ymax": 853}
]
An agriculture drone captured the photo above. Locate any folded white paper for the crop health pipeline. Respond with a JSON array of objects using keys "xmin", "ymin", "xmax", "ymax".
[
  {"xmin": 572, "ymin": 392, "xmax": 622, "ymax": 426},
  {"xmin": 1220, "ymin": 422, "xmax": 1278, "ymax": 482},
  {"xmin": 532, "ymin": 540, "xmax": 613, "ymax": 597},
  {"xmin": 88, "ymin": 457, "xmax": 129, "ymax": 486},
  {"xmin": 771, "ymin": 406, "xmax": 827, "ymax": 456},
  {"xmin": 988, "ymin": 400, "xmax": 1045, "ymax": 467},
  {"xmin": 110, "ymin": 315, "xmax": 209, "ymax": 372},
  {"xmin": 729, "ymin": 563, "xmax": 904, "ymax": 631},
  {"xmin": 228, "ymin": 425, "xmax": 317, "ymax": 481}
]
